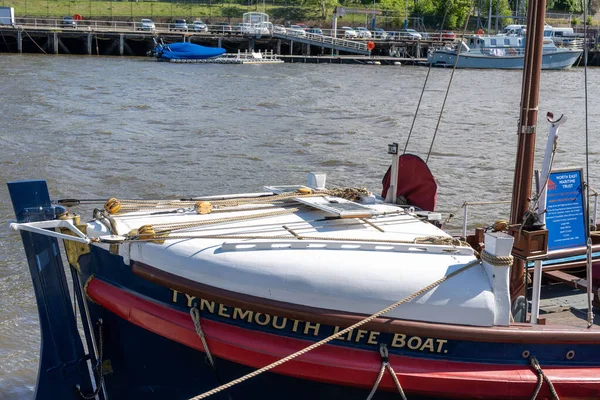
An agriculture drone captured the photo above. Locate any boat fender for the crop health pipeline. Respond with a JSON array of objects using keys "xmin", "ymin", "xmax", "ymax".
[
  {"xmin": 367, "ymin": 41, "xmax": 375, "ymax": 51},
  {"xmin": 195, "ymin": 201, "xmax": 213, "ymax": 215},
  {"xmin": 477, "ymin": 29, "xmax": 484, "ymax": 35},
  {"xmin": 104, "ymin": 197, "xmax": 121, "ymax": 214}
]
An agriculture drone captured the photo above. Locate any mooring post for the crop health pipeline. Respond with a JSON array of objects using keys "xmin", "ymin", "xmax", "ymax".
[
  {"xmin": 87, "ymin": 33, "xmax": 92, "ymax": 55},
  {"xmin": 218, "ymin": 37, "xmax": 222, "ymax": 48},
  {"xmin": 7, "ymin": 180, "xmax": 95, "ymax": 400},
  {"xmin": 276, "ymin": 39, "xmax": 281, "ymax": 55},
  {"xmin": 17, "ymin": 28, "xmax": 22, "ymax": 53},
  {"xmin": 53, "ymin": 32, "xmax": 58, "ymax": 54},
  {"xmin": 249, "ymin": 37, "xmax": 255, "ymax": 51},
  {"xmin": 306, "ymin": 43, "xmax": 310, "ymax": 56},
  {"xmin": 119, "ymin": 34, "xmax": 124, "ymax": 56},
  {"xmin": 290, "ymin": 40, "xmax": 294, "ymax": 55}
]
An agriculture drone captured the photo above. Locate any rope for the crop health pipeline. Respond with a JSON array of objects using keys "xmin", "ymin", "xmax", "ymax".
[
  {"xmin": 76, "ymin": 319, "xmax": 104, "ymax": 399},
  {"xmin": 191, "ymin": 307, "xmax": 217, "ymax": 369},
  {"xmin": 149, "ymin": 208, "xmax": 301, "ymax": 233},
  {"xmin": 124, "ymin": 233, "xmax": 472, "ymax": 249},
  {"xmin": 425, "ymin": 3, "xmax": 474, "ymax": 164},
  {"xmin": 480, "ymin": 250, "xmax": 514, "ymax": 267},
  {"xmin": 366, "ymin": 344, "xmax": 407, "ymax": 400},
  {"xmin": 22, "ymin": 28, "xmax": 47, "ymax": 54},
  {"xmin": 529, "ymin": 356, "xmax": 560, "ymax": 400},
  {"xmin": 187, "ymin": 258, "xmax": 481, "ymax": 400},
  {"xmin": 108, "ymin": 191, "xmax": 331, "ymax": 213}
]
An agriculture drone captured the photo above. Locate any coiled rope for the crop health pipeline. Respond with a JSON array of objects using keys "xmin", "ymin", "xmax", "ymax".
[{"xmin": 187, "ymin": 257, "xmax": 482, "ymax": 400}]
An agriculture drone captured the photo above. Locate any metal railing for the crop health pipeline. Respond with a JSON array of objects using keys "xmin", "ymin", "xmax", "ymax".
[
  {"xmin": 458, "ymin": 190, "xmax": 599, "ymax": 238},
  {"xmin": 11, "ymin": 18, "xmax": 438, "ymax": 44}
]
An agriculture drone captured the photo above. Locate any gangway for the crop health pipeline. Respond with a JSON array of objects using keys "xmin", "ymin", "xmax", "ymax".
[{"xmin": 272, "ymin": 31, "xmax": 370, "ymax": 55}]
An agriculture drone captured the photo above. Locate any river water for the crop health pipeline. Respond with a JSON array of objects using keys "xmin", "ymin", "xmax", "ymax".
[{"xmin": 0, "ymin": 54, "xmax": 598, "ymax": 399}]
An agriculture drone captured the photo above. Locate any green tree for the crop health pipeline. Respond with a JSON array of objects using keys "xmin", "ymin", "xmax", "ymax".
[{"xmin": 302, "ymin": 0, "xmax": 339, "ymax": 18}]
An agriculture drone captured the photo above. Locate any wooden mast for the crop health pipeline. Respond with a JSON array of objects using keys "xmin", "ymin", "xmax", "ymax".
[{"xmin": 509, "ymin": 0, "xmax": 547, "ymax": 301}]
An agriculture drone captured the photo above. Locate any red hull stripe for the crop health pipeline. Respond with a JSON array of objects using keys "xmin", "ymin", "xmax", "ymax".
[{"xmin": 87, "ymin": 278, "xmax": 600, "ymax": 399}]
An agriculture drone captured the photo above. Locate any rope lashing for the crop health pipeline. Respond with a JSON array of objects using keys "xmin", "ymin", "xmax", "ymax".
[
  {"xmin": 480, "ymin": 250, "xmax": 514, "ymax": 267},
  {"xmin": 529, "ymin": 356, "xmax": 560, "ymax": 400},
  {"xmin": 366, "ymin": 344, "xmax": 407, "ymax": 400},
  {"xmin": 187, "ymin": 258, "xmax": 482, "ymax": 400}
]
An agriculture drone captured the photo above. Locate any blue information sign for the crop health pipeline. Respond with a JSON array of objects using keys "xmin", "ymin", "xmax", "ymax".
[{"xmin": 545, "ymin": 168, "xmax": 587, "ymax": 251}]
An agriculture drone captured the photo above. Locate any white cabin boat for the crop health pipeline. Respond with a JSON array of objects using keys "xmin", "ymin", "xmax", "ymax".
[{"xmin": 428, "ymin": 34, "xmax": 582, "ymax": 69}]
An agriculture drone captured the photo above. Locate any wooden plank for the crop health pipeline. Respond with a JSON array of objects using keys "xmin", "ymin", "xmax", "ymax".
[{"xmin": 543, "ymin": 270, "xmax": 589, "ymax": 290}]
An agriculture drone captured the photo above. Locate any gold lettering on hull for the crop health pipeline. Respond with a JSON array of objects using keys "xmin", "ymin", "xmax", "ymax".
[{"xmin": 169, "ymin": 289, "xmax": 449, "ymax": 354}]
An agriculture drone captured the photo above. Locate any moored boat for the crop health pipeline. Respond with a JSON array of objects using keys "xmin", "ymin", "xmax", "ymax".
[
  {"xmin": 153, "ymin": 41, "xmax": 226, "ymax": 61},
  {"xmin": 7, "ymin": 0, "xmax": 600, "ymax": 398},
  {"xmin": 427, "ymin": 34, "xmax": 582, "ymax": 69}
]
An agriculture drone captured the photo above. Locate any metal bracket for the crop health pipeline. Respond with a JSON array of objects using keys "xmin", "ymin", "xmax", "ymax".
[
  {"xmin": 521, "ymin": 125, "xmax": 536, "ymax": 134},
  {"xmin": 9, "ymin": 219, "xmax": 91, "ymax": 244}
]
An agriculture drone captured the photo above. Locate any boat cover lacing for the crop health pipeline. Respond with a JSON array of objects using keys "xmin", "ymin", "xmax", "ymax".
[
  {"xmin": 529, "ymin": 356, "xmax": 560, "ymax": 400},
  {"xmin": 186, "ymin": 258, "xmax": 482, "ymax": 400},
  {"xmin": 366, "ymin": 344, "xmax": 407, "ymax": 400}
]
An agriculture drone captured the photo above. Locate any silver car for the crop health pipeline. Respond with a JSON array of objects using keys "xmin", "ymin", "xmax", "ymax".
[
  {"xmin": 139, "ymin": 18, "xmax": 155, "ymax": 32},
  {"xmin": 193, "ymin": 20, "xmax": 207, "ymax": 32},
  {"xmin": 170, "ymin": 19, "xmax": 188, "ymax": 32}
]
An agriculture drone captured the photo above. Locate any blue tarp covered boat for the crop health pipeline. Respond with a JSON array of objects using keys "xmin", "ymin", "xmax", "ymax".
[{"xmin": 154, "ymin": 42, "xmax": 226, "ymax": 60}]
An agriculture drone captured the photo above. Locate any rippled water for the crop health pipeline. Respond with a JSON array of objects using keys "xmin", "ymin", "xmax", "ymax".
[{"xmin": 1, "ymin": 54, "xmax": 599, "ymax": 398}]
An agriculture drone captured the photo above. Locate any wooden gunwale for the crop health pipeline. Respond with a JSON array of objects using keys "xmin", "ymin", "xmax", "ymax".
[{"xmin": 132, "ymin": 262, "xmax": 600, "ymax": 344}]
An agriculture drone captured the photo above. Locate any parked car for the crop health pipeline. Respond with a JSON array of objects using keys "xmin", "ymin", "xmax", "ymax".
[
  {"xmin": 170, "ymin": 19, "xmax": 188, "ymax": 32},
  {"xmin": 210, "ymin": 22, "xmax": 233, "ymax": 34},
  {"xmin": 355, "ymin": 27, "xmax": 372, "ymax": 38},
  {"xmin": 397, "ymin": 29, "xmax": 422, "ymax": 39},
  {"xmin": 273, "ymin": 25, "xmax": 287, "ymax": 34},
  {"xmin": 288, "ymin": 25, "xmax": 307, "ymax": 37},
  {"xmin": 439, "ymin": 30, "xmax": 456, "ymax": 39},
  {"xmin": 341, "ymin": 26, "xmax": 358, "ymax": 38},
  {"xmin": 192, "ymin": 20, "xmax": 207, "ymax": 32},
  {"xmin": 306, "ymin": 27, "xmax": 323, "ymax": 35},
  {"xmin": 61, "ymin": 16, "xmax": 77, "ymax": 29},
  {"xmin": 374, "ymin": 28, "xmax": 391, "ymax": 40},
  {"xmin": 139, "ymin": 18, "xmax": 155, "ymax": 32}
]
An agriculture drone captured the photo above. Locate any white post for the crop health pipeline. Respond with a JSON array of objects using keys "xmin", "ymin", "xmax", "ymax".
[
  {"xmin": 538, "ymin": 114, "xmax": 566, "ymax": 225},
  {"xmin": 482, "ymin": 232, "xmax": 514, "ymax": 326},
  {"xmin": 531, "ymin": 114, "xmax": 566, "ymax": 324},
  {"xmin": 385, "ymin": 143, "xmax": 399, "ymax": 204},
  {"xmin": 530, "ymin": 259, "xmax": 543, "ymax": 323}
]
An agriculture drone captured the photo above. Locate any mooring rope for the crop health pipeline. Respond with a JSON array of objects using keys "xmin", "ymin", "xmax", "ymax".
[
  {"xmin": 366, "ymin": 344, "xmax": 408, "ymax": 400},
  {"xmin": 187, "ymin": 258, "xmax": 482, "ymax": 400},
  {"xmin": 529, "ymin": 356, "xmax": 560, "ymax": 400}
]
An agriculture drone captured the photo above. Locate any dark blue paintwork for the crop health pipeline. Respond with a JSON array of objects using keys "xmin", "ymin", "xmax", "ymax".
[{"xmin": 8, "ymin": 180, "xmax": 96, "ymax": 400}]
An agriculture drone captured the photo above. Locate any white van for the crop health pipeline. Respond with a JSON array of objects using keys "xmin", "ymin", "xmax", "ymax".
[{"xmin": 501, "ymin": 25, "xmax": 526, "ymax": 36}]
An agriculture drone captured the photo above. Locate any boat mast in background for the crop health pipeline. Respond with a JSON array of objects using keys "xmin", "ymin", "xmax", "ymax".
[{"xmin": 509, "ymin": 0, "xmax": 547, "ymax": 303}]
